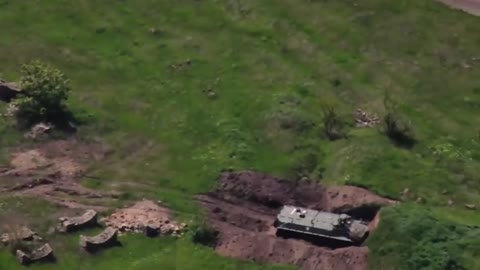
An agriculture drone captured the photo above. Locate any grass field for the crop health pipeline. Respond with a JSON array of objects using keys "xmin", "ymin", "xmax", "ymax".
[{"xmin": 0, "ymin": 0, "xmax": 480, "ymax": 269}]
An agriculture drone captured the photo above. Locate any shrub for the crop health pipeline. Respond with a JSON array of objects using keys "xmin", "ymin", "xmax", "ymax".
[
  {"xmin": 13, "ymin": 60, "xmax": 71, "ymax": 126},
  {"xmin": 322, "ymin": 104, "xmax": 345, "ymax": 140},
  {"xmin": 368, "ymin": 205, "xmax": 478, "ymax": 270},
  {"xmin": 383, "ymin": 94, "xmax": 416, "ymax": 148},
  {"xmin": 290, "ymin": 151, "xmax": 318, "ymax": 180},
  {"xmin": 191, "ymin": 221, "xmax": 218, "ymax": 247}
]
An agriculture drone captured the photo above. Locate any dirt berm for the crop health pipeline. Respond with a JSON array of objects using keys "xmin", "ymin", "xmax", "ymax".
[{"xmin": 197, "ymin": 171, "xmax": 397, "ymax": 270}]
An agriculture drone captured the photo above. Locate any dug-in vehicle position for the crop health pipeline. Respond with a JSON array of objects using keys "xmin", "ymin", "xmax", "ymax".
[{"xmin": 274, "ymin": 206, "xmax": 369, "ymax": 246}]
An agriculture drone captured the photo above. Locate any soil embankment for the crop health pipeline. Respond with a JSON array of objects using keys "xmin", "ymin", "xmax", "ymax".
[{"xmin": 197, "ymin": 171, "xmax": 396, "ymax": 270}]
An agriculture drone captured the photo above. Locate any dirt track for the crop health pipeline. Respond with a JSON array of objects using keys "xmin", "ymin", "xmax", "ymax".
[
  {"xmin": 197, "ymin": 171, "xmax": 396, "ymax": 270},
  {"xmin": 439, "ymin": 0, "xmax": 480, "ymax": 15},
  {"xmin": 0, "ymin": 139, "xmax": 117, "ymax": 210}
]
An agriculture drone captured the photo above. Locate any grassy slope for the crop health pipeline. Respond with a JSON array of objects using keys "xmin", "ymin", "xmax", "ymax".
[{"xmin": 0, "ymin": 0, "xmax": 479, "ymax": 269}]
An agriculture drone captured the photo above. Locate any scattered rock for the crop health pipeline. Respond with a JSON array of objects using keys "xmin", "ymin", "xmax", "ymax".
[
  {"xmin": 400, "ymin": 188, "xmax": 410, "ymax": 199},
  {"xmin": 149, "ymin": 27, "xmax": 159, "ymax": 35},
  {"xmin": 447, "ymin": 199, "xmax": 454, "ymax": 206},
  {"xmin": 1, "ymin": 226, "xmax": 39, "ymax": 245},
  {"xmin": 206, "ymin": 90, "xmax": 217, "ymax": 99},
  {"xmin": 24, "ymin": 123, "xmax": 53, "ymax": 140},
  {"xmin": 169, "ymin": 59, "xmax": 192, "ymax": 71},
  {"xmin": 1, "ymin": 103, "xmax": 18, "ymax": 117},
  {"xmin": 465, "ymin": 204, "xmax": 476, "ymax": 210},
  {"xmin": 461, "ymin": 62, "xmax": 472, "ymax": 69},
  {"xmin": 353, "ymin": 108, "xmax": 380, "ymax": 128}
]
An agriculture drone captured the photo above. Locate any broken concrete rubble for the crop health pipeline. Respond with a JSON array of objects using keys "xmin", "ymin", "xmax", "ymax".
[
  {"xmin": 1, "ymin": 226, "xmax": 41, "ymax": 246},
  {"xmin": 58, "ymin": 209, "xmax": 98, "ymax": 232},
  {"xmin": 16, "ymin": 243, "xmax": 54, "ymax": 265},
  {"xmin": 24, "ymin": 122, "xmax": 53, "ymax": 139},
  {"xmin": 80, "ymin": 227, "xmax": 118, "ymax": 252}
]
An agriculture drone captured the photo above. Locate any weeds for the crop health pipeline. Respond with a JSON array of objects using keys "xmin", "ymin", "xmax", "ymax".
[
  {"xmin": 383, "ymin": 93, "xmax": 416, "ymax": 148},
  {"xmin": 1, "ymin": 224, "xmax": 31, "ymax": 255},
  {"xmin": 321, "ymin": 103, "xmax": 346, "ymax": 141},
  {"xmin": 191, "ymin": 221, "xmax": 219, "ymax": 247}
]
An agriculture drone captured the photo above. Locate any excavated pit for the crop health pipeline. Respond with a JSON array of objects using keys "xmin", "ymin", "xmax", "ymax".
[{"xmin": 197, "ymin": 170, "xmax": 397, "ymax": 270}]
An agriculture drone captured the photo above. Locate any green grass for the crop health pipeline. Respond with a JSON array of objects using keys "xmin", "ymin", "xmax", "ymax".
[
  {"xmin": 0, "ymin": 234, "xmax": 293, "ymax": 270},
  {"xmin": 0, "ymin": 0, "xmax": 480, "ymax": 269},
  {"xmin": 368, "ymin": 204, "xmax": 480, "ymax": 270}
]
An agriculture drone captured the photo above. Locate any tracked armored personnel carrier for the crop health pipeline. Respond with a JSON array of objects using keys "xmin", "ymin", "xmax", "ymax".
[{"xmin": 274, "ymin": 206, "xmax": 369, "ymax": 245}]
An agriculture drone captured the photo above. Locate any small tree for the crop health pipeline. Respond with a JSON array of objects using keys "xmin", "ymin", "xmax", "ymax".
[{"xmin": 14, "ymin": 60, "xmax": 71, "ymax": 126}]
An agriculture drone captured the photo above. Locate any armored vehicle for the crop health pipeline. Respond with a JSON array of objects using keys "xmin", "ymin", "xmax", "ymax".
[{"xmin": 274, "ymin": 206, "xmax": 369, "ymax": 245}]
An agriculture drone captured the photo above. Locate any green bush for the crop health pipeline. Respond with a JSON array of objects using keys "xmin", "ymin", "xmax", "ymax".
[
  {"xmin": 13, "ymin": 60, "xmax": 71, "ymax": 126},
  {"xmin": 383, "ymin": 94, "xmax": 416, "ymax": 148},
  {"xmin": 368, "ymin": 205, "xmax": 480, "ymax": 270},
  {"xmin": 322, "ymin": 104, "xmax": 346, "ymax": 140},
  {"xmin": 191, "ymin": 221, "xmax": 219, "ymax": 247}
]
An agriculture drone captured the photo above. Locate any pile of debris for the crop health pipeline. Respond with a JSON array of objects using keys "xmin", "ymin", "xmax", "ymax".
[
  {"xmin": 168, "ymin": 59, "xmax": 192, "ymax": 72},
  {"xmin": 16, "ymin": 243, "xmax": 54, "ymax": 265},
  {"xmin": 80, "ymin": 227, "xmax": 119, "ymax": 252},
  {"xmin": 0, "ymin": 103, "xmax": 18, "ymax": 117},
  {"xmin": 1, "ymin": 226, "xmax": 42, "ymax": 245},
  {"xmin": 101, "ymin": 200, "xmax": 186, "ymax": 237},
  {"xmin": 57, "ymin": 209, "xmax": 98, "ymax": 233},
  {"xmin": 353, "ymin": 108, "xmax": 380, "ymax": 128},
  {"xmin": 24, "ymin": 122, "xmax": 53, "ymax": 139},
  {"xmin": 1, "ymin": 226, "xmax": 54, "ymax": 266}
]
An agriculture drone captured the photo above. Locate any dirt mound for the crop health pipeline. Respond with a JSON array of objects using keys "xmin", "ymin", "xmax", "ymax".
[
  {"xmin": 217, "ymin": 231, "xmax": 369, "ymax": 270},
  {"xmin": 0, "ymin": 139, "xmax": 115, "ymax": 210},
  {"xmin": 198, "ymin": 171, "xmax": 396, "ymax": 270},
  {"xmin": 217, "ymin": 171, "xmax": 395, "ymax": 213},
  {"xmin": 102, "ymin": 200, "xmax": 185, "ymax": 235}
]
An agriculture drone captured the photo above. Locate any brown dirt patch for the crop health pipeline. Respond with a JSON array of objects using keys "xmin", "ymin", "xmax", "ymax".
[
  {"xmin": 0, "ymin": 138, "xmax": 116, "ymax": 211},
  {"xmin": 197, "ymin": 170, "xmax": 397, "ymax": 270}
]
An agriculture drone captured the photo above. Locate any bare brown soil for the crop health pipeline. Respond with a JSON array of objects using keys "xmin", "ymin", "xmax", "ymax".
[
  {"xmin": 197, "ymin": 171, "xmax": 397, "ymax": 270},
  {"xmin": 0, "ymin": 139, "xmax": 117, "ymax": 210}
]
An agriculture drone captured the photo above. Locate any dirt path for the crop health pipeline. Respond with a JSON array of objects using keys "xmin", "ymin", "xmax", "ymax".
[
  {"xmin": 197, "ymin": 171, "xmax": 397, "ymax": 270},
  {"xmin": 439, "ymin": 0, "xmax": 480, "ymax": 16},
  {"xmin": 0, "ymin": 139, "xmax": 117, "ymax": 211}
]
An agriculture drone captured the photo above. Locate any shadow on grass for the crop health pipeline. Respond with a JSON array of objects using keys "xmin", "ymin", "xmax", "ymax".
[{"xmin": 82, "ymin": 241, "xmax": 123, "ymax": 255}]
